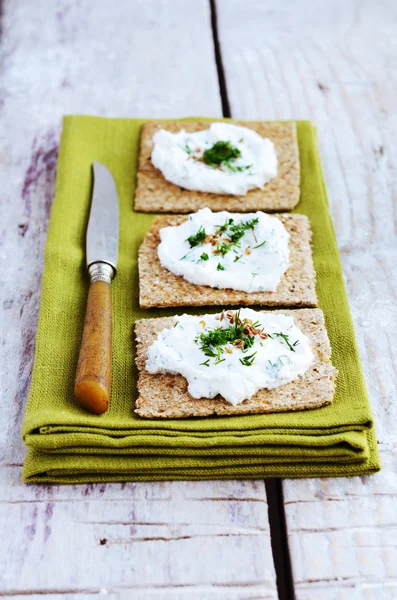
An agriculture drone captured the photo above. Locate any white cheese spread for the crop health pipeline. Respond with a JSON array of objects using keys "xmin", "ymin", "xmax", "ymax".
[
  {"xmin": 145, "ymin": 309, "xmax": 314, "ymax": 406},
  {"xmin": 151, "ymin": 122, "xmax": 278, "ymax": 195},
  {"xmin": 157, "ymin": 208, "xmax": 290, "ymax": 293}
]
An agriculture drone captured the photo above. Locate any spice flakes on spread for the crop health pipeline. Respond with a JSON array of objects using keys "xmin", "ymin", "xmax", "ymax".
[{"xmin": 145, "ymin": 309, "xmax": 314, "ymax": 406}]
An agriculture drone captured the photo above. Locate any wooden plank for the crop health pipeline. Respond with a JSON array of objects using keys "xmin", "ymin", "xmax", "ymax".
[
  {"xmin": 217, "ymin": 0, "xmax": 397, "ymax": 596},
  {"xmin": 0, "ymin": 1, "xmax": 277, "ymax": 597},
  {"xmin": 0, "ymin": 468, "xmax": 275, "ymax": 596}
]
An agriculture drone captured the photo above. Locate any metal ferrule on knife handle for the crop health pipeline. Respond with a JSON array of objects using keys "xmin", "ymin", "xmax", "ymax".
[
  {"xmin": 74, "ymin": 162, "xmax": 119, "ymax": 416},
  {"xmin": 74, "ymin": 262, "xmax": 115, "ymax": 415},
  {"xmin": 88, "ymin": 262, "xmax": 115, "ymax": 284}
]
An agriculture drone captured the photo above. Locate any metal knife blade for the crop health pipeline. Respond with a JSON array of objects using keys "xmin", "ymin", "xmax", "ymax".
[{"xmin": 87, "ymin": 162, "xmax": 119, "ymax": 271}]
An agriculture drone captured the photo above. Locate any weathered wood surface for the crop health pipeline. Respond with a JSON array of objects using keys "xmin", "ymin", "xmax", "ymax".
[
  {"xmin": 217, "ymin": 0, "xmax": 397, "ymax": 597},
  {"xmin": 0, "ymin": 1, "xmax": 278, "ymax": 598}
]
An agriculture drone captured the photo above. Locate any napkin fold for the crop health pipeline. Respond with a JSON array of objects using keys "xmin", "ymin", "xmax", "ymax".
[{"xmin": 22, "ymin": 116, "xmax": 380, "ymax": 483}]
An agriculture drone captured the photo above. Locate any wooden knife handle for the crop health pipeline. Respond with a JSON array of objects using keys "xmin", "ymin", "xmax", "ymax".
[{"xmin": 74, "ymin": 263, "xmax": 115, "ymax": 415}]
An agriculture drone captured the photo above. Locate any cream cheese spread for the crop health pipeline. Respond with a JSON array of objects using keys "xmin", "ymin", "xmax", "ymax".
[
  {"xmin": 151, "ymin": 122, "xmax": 278, "ymax": 195},
  {"xmin": 146, "ymin": 309, "xmax": 314, "ymax": 406},
  {"xmin": 157, "ymin": 208, "xmax": 290, "ymax": 293}
]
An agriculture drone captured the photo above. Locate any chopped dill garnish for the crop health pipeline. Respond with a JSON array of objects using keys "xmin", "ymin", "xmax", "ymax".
[
  {"xmin": 216, "ymin": 218, "xmax": 234, "ymax": 233},
  {"xmin": 228, "ymin": 218, "xmax": 258, "ymax": 244},
  {"xmin": 174, "ymin": 321, "xmax": 179, "ymax": 327},
  {"xmin": 239, "ymin": 352, "xmax": 257, "ymax": 366},
  {"xmin": 234, "ymin": 254, "xmax": 242, "ymax": 262},
  {"xmin": 212, "ymin": 217, "xmax": 259, "ymax": 258},
  {"xmin": 200, "ymin": 252, "xmax": 209, "ymax": 261},
  {"xmin": 203, "ymin": 141, "xmax": 241, "ymax": 167},
  {"xmin": 196, "ymin": 310, "xmax": 257, "ymax": 366},
  {"xmin": 273, "ymin": 332, "xmax": 296, "ymax": 352},
  {"xmin": 224, "ymin": 163, "xmax": 252, "ymax": 173},
  {"xmin": 199, "ymin": 359, "xmax": 210, "ymax": 367},
  {"xmin": 217, "ymin": 242, "xmax": 231, "ymax": 257},
  {"xmin": 181, "ymin": 142, "xmax": 192, "ymax": 155},
  {"xmin": 186, "ymin": 225, "xmax": 206, "ymax": 248},
  {"xmin": 241, "ymin": 335, "xmax": 255, "ymax": 352},
  {"xmin": 217, "ymin": 263, "xmax": 226, "ymax": 271},
  {"xmin": 253, "ymin": 240, "xmax": 267, "ymax": 249}
]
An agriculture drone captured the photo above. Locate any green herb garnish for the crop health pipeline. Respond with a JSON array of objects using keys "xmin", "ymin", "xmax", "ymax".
[
  {"xmin": 196, "ymin": 311, "xmax": 254, "ymax": 365},
  {"xmin": 239, "ymin": 352, "xmax": 257, "ymax": 366},
  {"xmin": 203, "ymin": 141, "xmax": 241, "ymax": 167},
  {"xmin": 200, "ymin": 252, "xmax": 209, "ymax": 261},
  {"xmin": 216, "ymin": 218, "xmax": 234, "ymax": 233},
  {"xmin": 241, "ymin": 335, "xmax": 255, "ymax": 352},
  {"xmin": 224, "ymin": 163, "xmax": 252, "ymax": 173},
  {"xmin": 217, "ymin": 242, "xmax": 231, "ymax": 257},
  {"xmin": 199, "ymin": 359, "xmax": 210, "ymax": 367},
  {"xmin": 181, "ymin": 142, "xmax": 192, "ymax": 155},
  {"xmin": 212, "ymin": 217, "xmax": 259, "ymax": 258},
  {"xmin": 186, "ymin": 226, "xmax": 206, "ymax": 248},
  {"xmin": 273, "ymin": 332, "xmax": 296, "ymax": 352},
  {"xmin": 217, "ymin": 263, "xmax": 226, "ymax": 271},
  {"xmin": 229, "ymin": 218, "xmax": 258, "ymax": 244},
  {"xmin": 253, "ymin": 240, "xmax": 267, "ymax": 249}
]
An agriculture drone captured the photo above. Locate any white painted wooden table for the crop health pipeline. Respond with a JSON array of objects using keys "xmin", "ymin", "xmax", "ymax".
[{"xmin": 0, "ymin": 1, "xmax": 396, "ymax": 598}]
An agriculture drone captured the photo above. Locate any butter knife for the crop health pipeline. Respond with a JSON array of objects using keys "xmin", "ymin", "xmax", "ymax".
[{"xmin": 74, "ymin": 162, "xmax": 119, "ymax": 415}]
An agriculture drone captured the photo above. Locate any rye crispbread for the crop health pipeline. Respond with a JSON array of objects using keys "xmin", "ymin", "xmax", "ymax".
[
  {"xmin": 138, "ymin": 213, "xmax": 317, "ymax": 308},
  {"xmin": 134, "ymin": 309, "xmax": 338, "ymax": 419},
  {"xmin": 134, "ymin": 120, "xmax": 300, "ymax": 213}
]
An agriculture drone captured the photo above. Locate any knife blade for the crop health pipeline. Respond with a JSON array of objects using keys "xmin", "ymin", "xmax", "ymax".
[{"xmin": 74, "ymin": 162, "xmax": 119, "ymax": 415}]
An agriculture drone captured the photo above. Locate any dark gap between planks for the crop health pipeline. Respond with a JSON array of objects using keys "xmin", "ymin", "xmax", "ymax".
[
  {"xmin": 265, "ymin": 480, "xmax": 296, "ymax": 600},
  {"xmin": 208, "ymin": 2, "xmax": 295, "ymax": 598},
  {"xmin": 209, "ymin": 0, "xmax": 231, "ymax": 118}
]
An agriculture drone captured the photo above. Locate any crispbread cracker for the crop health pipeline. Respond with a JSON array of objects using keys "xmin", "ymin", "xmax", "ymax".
[
  {"xmin": 134, "ymin": 309, "xmax": 338, "ymax": 419},
  {"xmin": 139, "ymin": 213, "xmax": 317, "ymax": 308},
  {"xmin": 134, "ymin": 120, "xmax": 300, "ymax": 212}
]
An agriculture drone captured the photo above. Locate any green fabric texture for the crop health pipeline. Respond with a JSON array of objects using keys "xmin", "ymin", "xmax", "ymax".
[{"xmin": 22, "ymin": 116, "xmax": 380, "ymax": 483}]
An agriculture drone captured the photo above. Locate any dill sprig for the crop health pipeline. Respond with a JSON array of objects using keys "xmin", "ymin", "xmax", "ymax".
[
  {"xmin": 214, "ymin": 217, "xmax": 259, "ymax": 259},
  {"xmin": 271, "ymin": 332, "xmax": 297, "ymax": 352},
  {"xmin": 181, "ymin": 142, "xmax": 192, "ymax": 155},
  {"xmin": 203, "ymin": 141, "xmax": 241, "ymax": 167},
  {"xmin": 228, "ymin": 218, "xmax": 258, "ymax": 244},
  {"xmin": 186, "ymin": 225, "xmax": 206, "ymax": 248},
  {"xmin": 216, "ymin": 218, "xmax": 233, "ymax": 233},
  {"xmin": 224, "ymin": 163, "xmax": 252, "ymax": 173},
  {"xmin": 196, "ymin": 311, "xmax": 258, "ymax": 366},
  {"xmin": 239, "ymin": 352, "xmax": 257, "ymax": 366}
]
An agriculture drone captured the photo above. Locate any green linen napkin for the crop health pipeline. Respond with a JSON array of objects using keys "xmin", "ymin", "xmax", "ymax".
[{"xmin": 21, "ymin": 116, "xmax": 380, "ymax": 483}]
